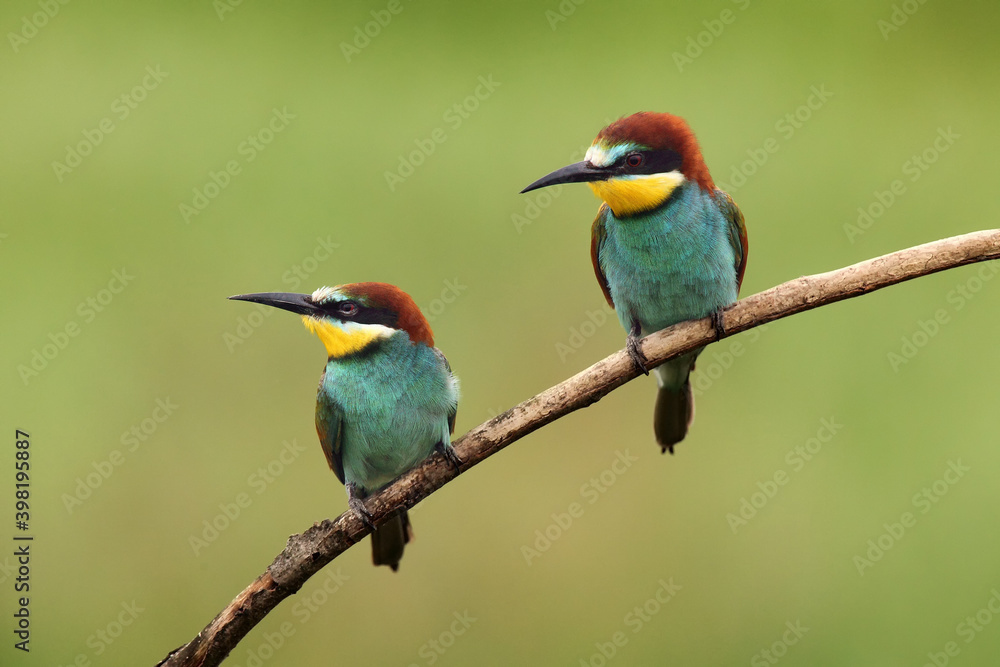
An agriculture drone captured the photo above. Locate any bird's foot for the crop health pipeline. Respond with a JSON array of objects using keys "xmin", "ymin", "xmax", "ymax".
[
  {"xmin": 346, "ymin": 483, "xmax": 376, "ymax": 531},
  {"xmin": 710, "ymin": 308, "xmax": 728, "ymax": 341},
  {"xmin": 627, "ymin": 322, "xmax": 650, "ymax": 375},
  {"xmin": 660, "ymin": 443, "xmax": 675, "ymax": 455},
  {"xmin": 436, "ymin": 441, "xmax": 462, "ymax": 473}
]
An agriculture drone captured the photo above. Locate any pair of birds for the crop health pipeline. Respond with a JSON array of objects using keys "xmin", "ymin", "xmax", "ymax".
[{"xmin": 231, "ymin": 112, "xmax": 748, "ymax": 570}]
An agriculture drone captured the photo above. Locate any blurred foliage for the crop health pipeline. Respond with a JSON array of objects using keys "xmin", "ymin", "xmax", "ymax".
[{"xmin": 2, "ymin": 0, "xmax": 999, "ymax": 665}]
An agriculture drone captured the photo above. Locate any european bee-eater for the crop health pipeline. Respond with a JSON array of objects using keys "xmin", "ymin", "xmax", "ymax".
[
  {"xmin": 521, "ymin": 112, "xmax": 748, "ymax": 453},
  {"xmin": 230, "ymin": 282, "xmax": 460, "ymax": 570}
]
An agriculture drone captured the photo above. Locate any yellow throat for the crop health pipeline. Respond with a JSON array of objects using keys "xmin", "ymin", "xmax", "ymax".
[
  {"xmin": 301, "ymin": 316, "xmax": 390, "ymax": 358},
  {"xmin": 587, "ymin": 171, "xmax": 686, "ymax": 217}
]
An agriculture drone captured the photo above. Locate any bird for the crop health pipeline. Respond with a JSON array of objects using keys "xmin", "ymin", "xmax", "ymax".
[
  {"xmin": 230, "ymin": 282, "xmax": 460, "ymax": 570},
  {"xmin": 521, "ymin": 112, "xmax": 747, "ymax": 453}
]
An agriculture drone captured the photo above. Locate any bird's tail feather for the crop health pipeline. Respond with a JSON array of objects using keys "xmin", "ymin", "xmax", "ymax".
[
  {"xmin": 371, "ymin": 509, "xmax": 411, "ymax": 571},
  {"xmin": 653, "ymin": 355, "xmax": 696, "ymax": 454},
  {"xmin": 654, "ymin": 381, "xmax": 693, "ymax": 454}
]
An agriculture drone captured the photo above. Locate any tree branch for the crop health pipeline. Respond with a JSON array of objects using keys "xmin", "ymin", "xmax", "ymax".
[{"xmin": 158, "ymin": 229, "xmax": 1000, "ymax": 667}]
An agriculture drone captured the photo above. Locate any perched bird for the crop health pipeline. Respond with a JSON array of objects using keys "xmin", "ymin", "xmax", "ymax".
[
  {"xmin": 230, "ymin": 282, "xmax": 460, "ymax": 570},
  {"xmin": 521, "ymin": 112, "xmax": 747, "ymax": 453}
]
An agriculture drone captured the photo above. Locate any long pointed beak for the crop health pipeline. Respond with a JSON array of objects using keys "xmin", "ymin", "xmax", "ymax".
[
  {"xmin": 228, "ymin": 292, "xmax": 319, "ymax": 316},
  {"xmin": 520, "ymin": 160, "xmax": 611, "ymax": 193}
]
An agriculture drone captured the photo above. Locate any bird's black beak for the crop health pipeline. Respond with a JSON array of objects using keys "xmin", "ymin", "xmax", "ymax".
[
  {"xmin": 228, "ymin": 292, "xmax": 320, "ymax": 316},
  {"xmin": 520, "ymin": 160, "xmax": 612, "ymax": 193}
]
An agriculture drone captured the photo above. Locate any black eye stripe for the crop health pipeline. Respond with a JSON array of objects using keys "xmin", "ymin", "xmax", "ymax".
[
  {"xmin": 321, "ymin": 302, "xmax": 399, "ymax": 329},
  {"xmin": 617, "ymin": 149, "xmax": 683, "ymax": 176},
  {"xmin": 354, "ymin": 306, "xmax": 398, "ymax": 328}
]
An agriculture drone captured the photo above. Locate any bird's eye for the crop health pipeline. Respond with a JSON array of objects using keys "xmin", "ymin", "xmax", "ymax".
[
  {"xmin": 338, "ymin": 302, "xmax": 359, "ymax": 317},
  {"xmin": 626, "ymin": 153, "xmax": 643, "ymax": 167}
]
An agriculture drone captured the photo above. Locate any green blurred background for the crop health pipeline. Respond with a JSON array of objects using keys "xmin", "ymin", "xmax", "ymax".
[{"xmin": 3, "ymin": 0, "xmax": 1000, "ymax": 664}]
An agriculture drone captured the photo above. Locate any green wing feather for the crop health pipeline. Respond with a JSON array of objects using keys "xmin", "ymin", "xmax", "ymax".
[
  {"xmin": 715, "ymin": 189, "xmax": 748, "ymax": 292},
  {"xmin": 315, "ymin": 381, "xmax": 345, "ymax": 485},
  {"xmin": 591, "ymin": 205, "xmax": 615, "ymax": 307}
]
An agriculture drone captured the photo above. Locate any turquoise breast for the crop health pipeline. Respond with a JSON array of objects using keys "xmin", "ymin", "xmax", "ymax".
[
  {"xmin": 598, "ymin": 181, "xmax": 738, "ymax": 335},
  {"xmin": 318, "ymin": 333, "xmax": 457, "ymax": 492}
]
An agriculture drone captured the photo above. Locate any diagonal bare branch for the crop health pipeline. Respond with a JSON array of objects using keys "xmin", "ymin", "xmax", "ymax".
[{"xmin": 157, "ymin": 229, "xmax": 1000, "ymax": 667}]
